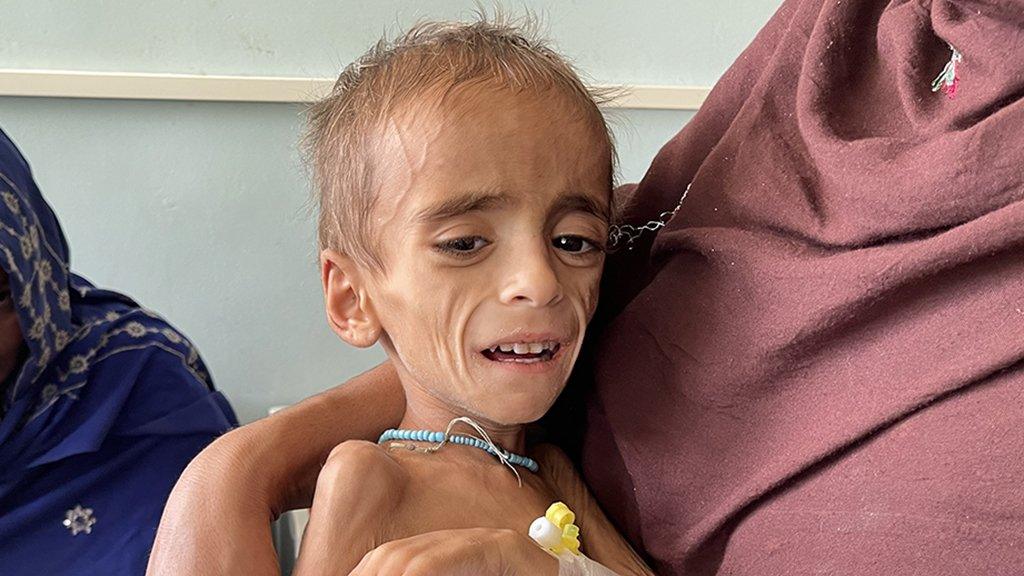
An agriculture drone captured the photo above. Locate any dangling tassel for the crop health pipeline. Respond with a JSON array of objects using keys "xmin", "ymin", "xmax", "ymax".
[{"xmin": 931, "ymin": 43, "xmax": 962, "ymax": 99}]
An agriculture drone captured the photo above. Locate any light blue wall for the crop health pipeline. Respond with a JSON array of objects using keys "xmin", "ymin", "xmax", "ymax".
[
  {"xmin": 0, "ymin": 1, "xmax": 780, "ymax": 422},
  {"xmin": 1, "ymin": 1, "xmax": 778, "ymax": 85}
]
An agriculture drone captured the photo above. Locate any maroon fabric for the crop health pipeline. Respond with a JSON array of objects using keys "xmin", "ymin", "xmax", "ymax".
[{"xmin": 580, "ymin": 1, "xmax": 1024, "ymax": 574}]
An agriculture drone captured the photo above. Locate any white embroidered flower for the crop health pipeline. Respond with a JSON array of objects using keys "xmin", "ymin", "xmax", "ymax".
[
  {"xmin": 124, "ymin": 322, "xmax": 147, "ymax": 338},
  {"xmin": 29, "ymin": 225, "xmax": 39, "ymax": 251},
  {"xmin": 37, "ymin": 259, "xmax": 52, "ymax": 281},
  {"xmin": 63, "ymin": 505, "xmax": 96, "ymax": 536},
  {"xmin": 58, "ymin": 290, "xmax": 71, "ymax": 311},
  {"xmin": 69, "ymin": 355, "xmax": 88, "ymax": 374},
  {"xmin": 20, "ymin": 235, "xmax": 32, "ymax": 259},
  {"xmin": 105, "ymin": 311, "xmax": 119, "ymax": 321},
  {"xmin": 40, "ymin": 384, "xmax": 58, "ymax": 401},
  {"xmin": 161, "ymin": 328, "xmax": 183, "ymax": 343},
  {"xmin": 29, "ymin": 317, "xmax": 45, "ymax": 340},
  {"xmin": 2, "ymin": 191, "xmax": 19, "ymax": 213},
  {"xmin": 20, "ymin": 288, "xmax": 33, "ymax": 309},
  {"xmin": 54, "ymin": 330, "xmax": 70, "ymax": 350}
]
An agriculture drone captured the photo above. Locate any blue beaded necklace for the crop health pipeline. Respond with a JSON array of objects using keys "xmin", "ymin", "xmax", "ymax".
[{"xmin": 378, "ymin": 417, "xmax": 539, "ymax": 477}]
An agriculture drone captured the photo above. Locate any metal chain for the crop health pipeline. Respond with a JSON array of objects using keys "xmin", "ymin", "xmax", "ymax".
[{"xmin": 607, "ymin": 182, "xmax": 691, "ymax": 251}]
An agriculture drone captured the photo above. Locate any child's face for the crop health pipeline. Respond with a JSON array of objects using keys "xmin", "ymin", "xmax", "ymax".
[{"xmin": 353, "ymin": 88, "xmax": 611, "ymax": 426}]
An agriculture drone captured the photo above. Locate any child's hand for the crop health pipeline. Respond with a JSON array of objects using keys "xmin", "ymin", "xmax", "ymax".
[{"xmin": 347, "ymin": 527, "xmax": 558, "ymax": 576}]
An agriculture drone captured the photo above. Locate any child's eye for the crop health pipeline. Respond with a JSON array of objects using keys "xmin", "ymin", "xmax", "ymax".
[
  {"xmin": 0, "ymin": 289, "xmax": 13, "ymax": 311},
  {"xmin": 552, "ymin": 235, "xmax": 603, "ymax": 255},
  {"xmin": 435, "ymin": 236, "xmax": 491, "ymax": 257}
]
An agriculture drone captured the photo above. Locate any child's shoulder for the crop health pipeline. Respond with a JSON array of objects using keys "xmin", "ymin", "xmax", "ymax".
[
  {"xmin": 300, "ymin": 441, "xmax": 409, "ymax": 572},
  {"xmin": 323, "ymin": 439, "xmax": 407, "ymax": 478},
  {"xmin": 318, "ymin": 440, "xmax": 409, "ymax": 507}
]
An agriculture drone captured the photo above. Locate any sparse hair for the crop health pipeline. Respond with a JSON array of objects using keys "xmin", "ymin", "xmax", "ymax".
[{"xmin": 305, "ymin": 12, "xmax": 618, "ymax": 270}]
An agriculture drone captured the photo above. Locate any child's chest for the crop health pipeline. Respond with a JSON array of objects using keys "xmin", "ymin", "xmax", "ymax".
[{"xmin": 377, "ymin": 457, "xmax": 560, "ymax": 546}]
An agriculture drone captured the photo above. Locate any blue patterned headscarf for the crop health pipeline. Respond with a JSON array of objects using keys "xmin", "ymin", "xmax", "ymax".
[{"xmin": 0, "ymin": 127, "xmax": 237, "ymax": 574}]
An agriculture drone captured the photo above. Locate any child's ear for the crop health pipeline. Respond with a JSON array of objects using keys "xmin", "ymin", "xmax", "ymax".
[{"xmin": 320, "ymin": 249, "xmax": 381, "ymax": 348}]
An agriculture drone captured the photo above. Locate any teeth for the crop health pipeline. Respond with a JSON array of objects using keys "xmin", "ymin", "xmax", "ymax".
[{"xmin": 487, "ymin": 341, "xmax": 559, "ymax": 356}]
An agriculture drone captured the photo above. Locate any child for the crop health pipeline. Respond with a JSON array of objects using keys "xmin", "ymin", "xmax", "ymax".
[{"xmin": 296, "ymin": 16, "xmax": 652, "ymax": 576}]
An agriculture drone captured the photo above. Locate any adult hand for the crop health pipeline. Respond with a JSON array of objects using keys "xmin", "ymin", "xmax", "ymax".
[{"xmin": 348, "ymin": 528, "xmax": 558, "ymax": 576}]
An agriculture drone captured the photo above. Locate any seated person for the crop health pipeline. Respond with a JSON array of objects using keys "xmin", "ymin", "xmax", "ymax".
[
  {"xmin": 0, "ymin": 127, "xmax": 238, "ymax": 575},
  {"xmin": 292, "ymin": 18, "xmax": 651, "ymax": 576}
]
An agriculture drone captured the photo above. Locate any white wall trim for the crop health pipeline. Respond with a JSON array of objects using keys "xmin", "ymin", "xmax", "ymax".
[{"xmin": 0, "ymin": 69, "xmax": 708, "ymax": 110}]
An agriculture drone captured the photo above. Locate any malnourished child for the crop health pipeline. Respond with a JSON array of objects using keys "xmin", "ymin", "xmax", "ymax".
[{"xmin": 296, "ymin": 17, "xmax": 653, "ymax": 576}]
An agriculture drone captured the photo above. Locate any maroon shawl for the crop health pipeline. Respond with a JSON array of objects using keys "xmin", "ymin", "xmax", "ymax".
[{"xmin": 579, "ymin": 0, "xmax": 1024, "ymax": 574}]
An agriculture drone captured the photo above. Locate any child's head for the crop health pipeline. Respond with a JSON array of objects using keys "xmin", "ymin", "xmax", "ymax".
[{"xmin": 309, "ymin": 16, "xmax": 615, "ymax": 428}]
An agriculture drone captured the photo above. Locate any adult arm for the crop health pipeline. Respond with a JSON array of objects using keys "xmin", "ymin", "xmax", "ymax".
[{"xmin": 146, "ymin": 361, "xmax": 403, "ymax": 576}]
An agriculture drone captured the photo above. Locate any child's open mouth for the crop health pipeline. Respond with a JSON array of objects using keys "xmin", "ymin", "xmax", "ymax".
[{"xmin": 481, "ymin": 341, "xmax": 561, "ymax": 364}]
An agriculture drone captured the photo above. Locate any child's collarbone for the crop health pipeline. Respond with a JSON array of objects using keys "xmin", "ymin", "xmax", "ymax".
[{"xmin": 382, "ymin": 447, "xmax": 558, "ymax": 542}]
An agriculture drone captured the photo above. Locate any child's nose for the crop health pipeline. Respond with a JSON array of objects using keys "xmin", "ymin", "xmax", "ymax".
[{"xmin": 499, "ymin": 248, "xmax": 563, "ymax": 308}]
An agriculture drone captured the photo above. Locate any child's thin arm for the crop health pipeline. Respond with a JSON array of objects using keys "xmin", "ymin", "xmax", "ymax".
[
  {"xmin": 147, "ymin": 361, "xmax": 404, "ymax": 576},
  {"xmin": 535, "ymin": 445, "xmax": 657, "ymax": 576}
]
